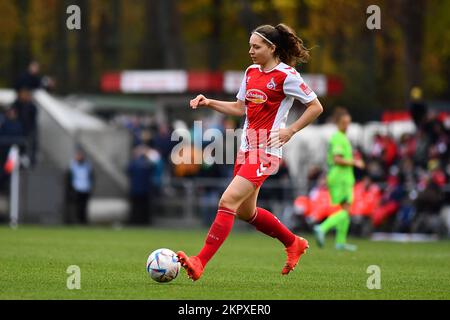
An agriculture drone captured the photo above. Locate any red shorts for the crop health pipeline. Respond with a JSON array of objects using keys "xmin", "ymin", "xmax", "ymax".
[{"xmin": 233, "ymin": 150, "xmax": 281, "ymax": 188}]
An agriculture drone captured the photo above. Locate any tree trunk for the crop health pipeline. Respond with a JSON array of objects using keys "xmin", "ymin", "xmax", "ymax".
[
  {"xmin": 169, "ymin": 0, "xmax": 185, "ymax": 69},
  {"xmin": 75, "ymin": 0, "xmax": 93, "ymax": 92},
  {"xmin": 97, "ymin": 0, "xmax": 121, "ymax": 71},
  {"xmin": 141, "ymin": 0, "xmax": 183, "ymax": 69},
  {"xmin": 239, "ymin": 0, "xmax": 260, "ymax": 35},
  {"xmin": 209, "ymin": 0, "xmax": 222, "ymax": 71},
  {"xmin": 142, "ymin": 0, "xmax": 163, "ymax": 69},
  {"xmin": 297, "ymin": 0, "xmax": 310, "ymax": 29},
  {"xmin": 54, "ymin": 0, "xmax": 70, "ymax": 93},
  {"xmin": 398, "ymin": 0, "xmax": 426, "ymax": 100},
  {"xmin": 110, "ymin": 0, "xmax": 121, "ymax": 68},
  {"xmin": 11, "ymin": 0, "xmax": 31, "ymax": 85}
]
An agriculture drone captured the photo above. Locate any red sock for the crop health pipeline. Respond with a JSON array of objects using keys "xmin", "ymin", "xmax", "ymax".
[
  {"xmin": 248, "ymin": 207, "xmax": 295, "ymax": 247},
  {"xmin": 197, "ymin": 207, "xmax": 235, "ymax": 267}
]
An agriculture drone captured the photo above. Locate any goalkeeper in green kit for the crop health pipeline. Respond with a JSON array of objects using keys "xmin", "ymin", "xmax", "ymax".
[{"xmin": 313, "ymin": 108, "xmax": 365, "ymax": 251}]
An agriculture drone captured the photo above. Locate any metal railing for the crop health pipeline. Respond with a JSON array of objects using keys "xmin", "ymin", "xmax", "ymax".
[
  {"xmin": 149, "ymin": 176, "xmax": 450, "ymax": 229},
  {"xmin": 150, "ymin": 177, "xmax": 298, "ymax": 227}
]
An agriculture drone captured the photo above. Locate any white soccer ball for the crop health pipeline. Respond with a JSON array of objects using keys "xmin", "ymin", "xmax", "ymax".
[{"xmin": 146, "ymin": 248, "xmax": 180, "ymax": 283}]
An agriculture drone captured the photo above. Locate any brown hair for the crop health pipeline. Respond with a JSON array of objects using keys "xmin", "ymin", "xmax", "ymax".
[
  {"xmin": 253, "ymin": 24, "xmax": 310, "ymax": 67},
  {"xmin": 332, "ymin": 107, "xmax": 350, "ymax": 123}
]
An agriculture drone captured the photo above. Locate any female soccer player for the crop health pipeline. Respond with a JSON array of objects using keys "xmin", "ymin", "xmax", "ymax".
[
  {"xmin": 313, "ymin": 108, "xmax": 365, "ymax": 251},
  {"xmin": 177, "ymin": 24, "xmax": 324, "ymax": 281}
]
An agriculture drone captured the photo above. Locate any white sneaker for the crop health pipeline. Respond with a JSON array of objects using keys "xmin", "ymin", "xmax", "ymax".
[
  {"xmin": 313, "ymin": 225, "xmax": 325, "ymax": 248},
  {"xmin": 335, "ymin": 243, "xmax": 357, "ymax": 251}
]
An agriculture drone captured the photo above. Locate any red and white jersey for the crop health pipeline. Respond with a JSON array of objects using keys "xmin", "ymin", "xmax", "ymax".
[{"xmin": 236, "ymin": 62, "xmax": 317, "ymax": 158}]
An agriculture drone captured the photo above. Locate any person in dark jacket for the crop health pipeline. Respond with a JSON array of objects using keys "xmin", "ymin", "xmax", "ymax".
[
  {"xmin": 11, "ymin": 88, "xmax": 38, "ymax": 166},
  {"xmin": 0, "ymin": 108, "xmax": 25, "ymax": 190},
  {"xmin": 127, "ymin": 145, "xmax": 153, "ymax": 225}
]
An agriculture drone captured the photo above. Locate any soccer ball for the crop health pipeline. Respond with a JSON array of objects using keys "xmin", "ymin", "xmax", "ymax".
[{"xmin": 146, "ymin": 248, "xmax": 180, "ymax": 283}]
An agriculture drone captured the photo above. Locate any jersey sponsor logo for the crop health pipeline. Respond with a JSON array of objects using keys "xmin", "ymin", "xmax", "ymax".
[
  {"xmin": 245, "ymin": 89, "xmax": 268, "ymax": 104},
  {"xmin": 266, "ymin": 77, "xmax": 277, "ymax": 90},
  {"xmin": 300, "ymin": 82, "xmax": 312, "ymax": 95}
]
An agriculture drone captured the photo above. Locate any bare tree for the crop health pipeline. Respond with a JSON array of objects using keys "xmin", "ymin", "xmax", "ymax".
[
  {"xmin": 142, "ymin": 0, "xmax": 163, "ymax": 69},
  {"xmin": 11, "ymin": 0, "xmax": 31, "ymax": 82},
  {"xmin": 162, "ymin": 0, "xmax": 184, "ymax": 69},
  {"xmin": 141, "ymin": 0, "xmax": 183, "ymax": 69},
  {"xmin": 75, "ymin": 0, "xmax": 93, "ymax": 91},
  {"xmin": 54, "ymin": 0, "xmax": 70, "ymax": 93},
  {"xmin": 209, "ymin": 0, "xmax": 222, "ymax": 70},
  {"xmin": 97, "ymin": 0, "xmax": 122, "ymax": 70},
  {"xmin": 239, "ymin": 0, "xmax": 261, "ymax": 35},
  {"xmin": 398, "ymin": 0, "xmax": 426, "ymax": 99}
]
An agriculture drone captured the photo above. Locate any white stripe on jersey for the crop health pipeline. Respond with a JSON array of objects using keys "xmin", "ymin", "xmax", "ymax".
[
  {"xmin": 240, "ymin": 111, "xmax": 249, "ymax": 152},
  {"xmin": 265, "ymin": 95, "xmax": 295, "ymax": 157}
]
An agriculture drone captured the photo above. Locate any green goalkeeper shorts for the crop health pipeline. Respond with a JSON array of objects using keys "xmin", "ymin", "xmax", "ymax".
[{"xmin": 328, "ymin": 181, "xmax": 354, "ymax": 205}]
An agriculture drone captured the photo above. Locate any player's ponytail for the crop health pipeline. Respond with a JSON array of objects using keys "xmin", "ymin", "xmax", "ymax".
[
  {"xmin": 274, "ymin": 24, "xmax": 310, "ymax": 66},
  {"xmin": 253, "ymin": 24, "xmax": 311, "ymax": 67}
]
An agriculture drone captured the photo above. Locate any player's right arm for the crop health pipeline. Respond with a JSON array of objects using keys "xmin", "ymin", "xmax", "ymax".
[
  {"xmin": 189, "ymin": 95, "xmax": 245, "ymax": 117},
  {"xmin": 333, "ymin": 155, "xmax": 365, "ymax": 169},
  {"xmin": 190, "ymin": 67, "xmax": 250, "ymax": 117}
]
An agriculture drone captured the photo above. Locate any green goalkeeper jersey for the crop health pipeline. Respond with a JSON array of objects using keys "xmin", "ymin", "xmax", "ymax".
[{"xmin": 327, "ymin": 131, "xmax": 355, "ymax": 185}]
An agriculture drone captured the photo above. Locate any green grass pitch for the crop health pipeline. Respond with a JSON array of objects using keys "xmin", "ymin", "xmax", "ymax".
[{"xmin": 0, "ymin": 226, "xmax": 449, "ymax": 300}]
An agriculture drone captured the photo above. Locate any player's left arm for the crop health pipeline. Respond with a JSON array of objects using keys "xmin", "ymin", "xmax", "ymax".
[
  {"xmin": 269, "ymin": 72, "xmax": 323, "ymax": 147},
  {"xmin": 286, "ymin": 98, "xmax": 323, "ymax": 134}
]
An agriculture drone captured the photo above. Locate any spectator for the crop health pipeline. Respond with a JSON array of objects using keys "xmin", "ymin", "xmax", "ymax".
[
  {"xmin": 127, "ymin": 145, "xmax": 153, "ymax": 225},
  {"xmin": 371, "ymin": 174, "xmax": 406, "ymax": 229},
  {"xmin": 370, "ymin": 133, "xmax": 398, "ymax": 172},
  {"xmin": 383, "ymin": 135, "xmax": 398, "ymax": 168},
  {"xmin": 124, "ymin": 115, "xmax": 144, "ymax": 147},
  {"xmin": 398, "ymin": 133, "xmax": 416, "ymax": 160},
  {"xmin": 147, "ymin": 143, "xmax": 164, "ymax": 216},
  {"xmin": 370, "ymin": 133, "xmax": 384, "ymax": 159},
  {"xmin": 412, "ymin": 169, "xmax": 447, "ymax": 235},
  {"xmin": 427, "ymin": 119, "xmax": 449, "ymax": 164},
  {"xmin": 408, "ymin": 87, "xmax": 427, "ymax": 130},
  {"xmin": 152, "ymin": 123, "xmax": 176, "ymax": 161},
  {"xmin": 15, "ymin": 61, "xmax": 55, "ymax": 91},
  {"xmin": 413, "ymin": 129, "xmax": 430, "ymax": 168},
  {"xmin": 11, "ymin": 88, "xmax": 38, "ymax": 166},
  {"xmin": 398, "ymin": 157, "xmax": 418, "ymax": 191},
  {"xmin": 366, "ymin": 159, "xmax": 385, "ymax": 182},
  {"xmin": 172, "ymin": 143, "xmax": 202, "ymax": 178},
  {"xmin": 67, "ymin": 148, "xmax": 94, "ymax": 225},
  {"xmin": 0, "ymin": 108, "xmax": 25, "ymax": 190}
]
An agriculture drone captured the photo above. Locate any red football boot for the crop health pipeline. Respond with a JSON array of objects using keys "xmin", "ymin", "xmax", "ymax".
[
  {"xmin": 176, "ymin": 251, "xmax": 204, "ymax": 281},
  {"xmin": 281, "ymin": 236, "xmax": 309, "ymax": 275}
]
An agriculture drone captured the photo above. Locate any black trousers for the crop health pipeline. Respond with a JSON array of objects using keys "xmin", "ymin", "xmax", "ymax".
[
  {"xmin": 129, "ymin": 194, "xmax": 151, "ymax": 225},
  {"xmin": 75, "ymin": 192, "xmax": 90, "ymax": 224}
]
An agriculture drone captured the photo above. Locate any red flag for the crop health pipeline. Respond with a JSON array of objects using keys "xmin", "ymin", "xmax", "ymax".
[{"xmin": 4, "ymin": 145, "xmax": 19, "ymax": 174}]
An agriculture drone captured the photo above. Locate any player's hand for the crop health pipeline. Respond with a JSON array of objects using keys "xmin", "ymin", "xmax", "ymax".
[
  {"xmin": 268, "ymin": 128, "xmax": 295, "ymax": 148},
  {"xmin": 190, "ymin": 94, "xmax": 210, "ymax": 109},
  {"xmin": 354, "ymin": 159, "xmax": 365, "ymax": 169}
]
